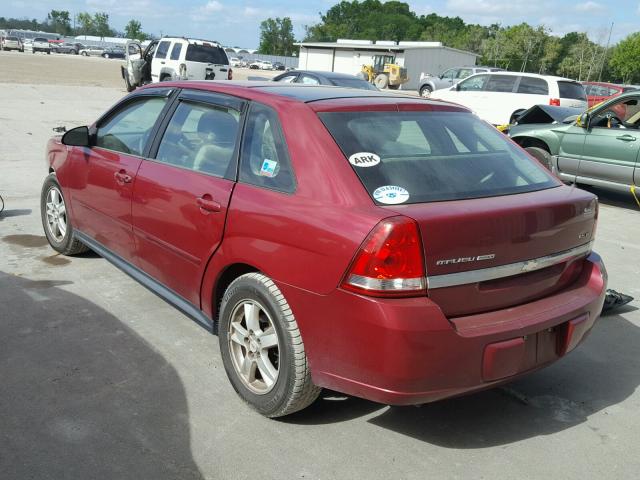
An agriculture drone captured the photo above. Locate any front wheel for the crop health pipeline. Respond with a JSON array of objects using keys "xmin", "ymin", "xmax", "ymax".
[
  {"xmin": 103, "ymin": 53, "xmax": 109, "ymax": 59},
  {"xmin": 419, "ymin": 85, "xmax": 433, "ymax": 97},
  {"xmin": 374, "ymin": 73, "xmax": 389, "ymax": 89},
  {"xmin": 219, "ymin": 273, "xmax": 321, "ymax": 417},
  {"xmin": 41, "ymin": 174, "xmax": 89, "ymax": 255}
]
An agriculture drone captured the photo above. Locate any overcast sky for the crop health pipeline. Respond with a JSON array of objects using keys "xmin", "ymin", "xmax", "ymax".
[{"xmin": 3, "ymin": 0, "xmax": 638, "ymax": 48}]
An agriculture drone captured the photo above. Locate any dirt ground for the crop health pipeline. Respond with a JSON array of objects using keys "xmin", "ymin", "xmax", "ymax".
[{"xmin": 0, "ymin": 50, "xmax": 279, "ymax": 89}]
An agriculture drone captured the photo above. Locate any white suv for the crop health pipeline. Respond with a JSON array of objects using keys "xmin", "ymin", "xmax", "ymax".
[
  {"xmin": 431, "ymin": 72, "xmax": 587, "ymax": 125},
  {"xmin": 122, "ymin": 37, "xmax": 231, "ymax": 92}
]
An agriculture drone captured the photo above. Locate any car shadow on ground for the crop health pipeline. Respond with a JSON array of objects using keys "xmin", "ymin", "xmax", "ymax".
[
  {"xmin": 0, "ymin": 271, "xmax": 204, "ymax": 479},
  {"xmin": 0, "ymin": 208, "xmax": 32, "ymax": 220},
  {"xmin": 286, "ymin": 313, "xmax": 640, "ymax": 448},
  {"xmin": 579, "ymin": 185, "xmax": 640, "ymax": 211}
]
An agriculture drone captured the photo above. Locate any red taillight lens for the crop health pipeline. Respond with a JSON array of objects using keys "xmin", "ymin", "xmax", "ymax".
[
  {"xmin": 341, "ymin": 216, "xmax": 426, "ymax": 297},
  {"xmin": 228, "ymin": 68, "xmax": 233, "ymax": 80},
  {"xmin": 549, "ymin": 98, "xmax": 560, "ymax": 106}
]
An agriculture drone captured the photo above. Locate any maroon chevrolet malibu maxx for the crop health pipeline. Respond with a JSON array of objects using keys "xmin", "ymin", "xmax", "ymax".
[{"xmin": 41, "ymin": 82, "xmax": 607, "ymax": 417}]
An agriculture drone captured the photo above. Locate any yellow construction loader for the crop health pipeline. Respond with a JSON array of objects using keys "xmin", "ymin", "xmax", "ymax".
[{"xmin": 361, "ymin": 54, "xmax": 408, "ymax": 89}]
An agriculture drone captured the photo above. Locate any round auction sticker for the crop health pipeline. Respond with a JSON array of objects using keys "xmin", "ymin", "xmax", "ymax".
[
  {"xmin": 373, "ymin": 185, "xmax": 409, "ymax": 204},
  {"xmin": 349, "ymin": 152, "xmax": 380, "ymax": 167}
]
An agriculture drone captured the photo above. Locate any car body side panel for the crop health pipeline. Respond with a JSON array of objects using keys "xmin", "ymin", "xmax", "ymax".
[{"xmin": 578, "ymin": 127, "xmax": 639, "ymax": 185}]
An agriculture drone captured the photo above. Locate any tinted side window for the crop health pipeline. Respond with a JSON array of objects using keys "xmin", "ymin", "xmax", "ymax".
[
  {"xmin": 558, "ymin": 81, "xmax": 587, "ymax": 101},
  {"xmin": 517, "ymin": 76, "xmax": 549, "ymax": 95},
  {"xmin": 239, "ymin": 103, "xmax": 295, "ymax": 193},
  {"xmin": 170, "ymin": 42, "xmax": 182, "ymax": 60},
  {"xmin": 456, "ymin": 68, "xmax": 473, "ymax": 79},
  {"xmin": 155, "ymin": 41, "xmax": 171, "ymax": 59},
  {"xmin": 484, "ymin": 75, "xmax": 517, "ymax": 93},
  {"xmin": 155, "ymin": 101, "xmax": 240, "ymax": 178},
  {"xmin": 96, "ymin": 97, "xmax": 167, "ymax": 156},
  {"xmin": 458, "ymin": 74, "xmax": 488, "ymax": 91}
]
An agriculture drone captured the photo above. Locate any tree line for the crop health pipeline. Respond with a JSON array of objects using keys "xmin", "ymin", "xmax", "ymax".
[
  {"xmin": 260, "ymin": 0, "xmax": 640, "ymax": 84},
  {"xmin": 0, "ymin": 11, "xmax": 151, "ymax": 41}
]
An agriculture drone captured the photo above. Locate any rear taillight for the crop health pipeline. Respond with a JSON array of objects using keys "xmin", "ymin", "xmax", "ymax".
[
  {"xmin": 228, "ymin": 68, "xmax": 233, "ymax": 80},
  {"xmin": 549, "ymin": 98, "xmax": 560, "ymax": 106},
  {"xmin": 341, "ymin": 216, "xmax": 427, "ymax": 297}
]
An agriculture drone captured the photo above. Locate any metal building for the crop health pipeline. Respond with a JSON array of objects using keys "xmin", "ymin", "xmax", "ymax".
[{"xmin": 295, "ymin": 39, "xmax": 479, "ymax": 91}]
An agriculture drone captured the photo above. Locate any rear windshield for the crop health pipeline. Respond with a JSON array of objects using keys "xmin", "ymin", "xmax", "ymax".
[
  {"xmin": 331, "ymin": 78, "xmax": 377, "ymax": 90},
  {"xmin": 185, "ymin": 44, "xmax": 228, "ymax": 64},
  {"xmin": 34, "ymin": 38, "xmax": 47, "ymax": 42},
  {"xmin": 318, "ymin": 111, "xmax": 558, "ymax": 204},
  {"xmin": 558, "ymin": 81, "xmax": 587, "ymax": 101},
  {"xmin": 7, "ymin": 36, "xmax": 19, "ymax": 41}
]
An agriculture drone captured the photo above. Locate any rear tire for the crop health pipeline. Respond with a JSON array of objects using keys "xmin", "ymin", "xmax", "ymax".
[
  {"xmin": 388, "ymin": 84, "xmax": 399, "ymax": 90},
  {"xmin": 525, "ymin": 146, "xmax": 553, "ymax": 171},
  {"xmin": 41, "ymin": 174, "xmax": 89, "ymax": 255},
  {"xmin": 419, "ymin": 85, "xmax": 433, "ymax": 97},
  {"xmin": 219, "ymin": 273, "xmax": 321, "ymax": 417}
]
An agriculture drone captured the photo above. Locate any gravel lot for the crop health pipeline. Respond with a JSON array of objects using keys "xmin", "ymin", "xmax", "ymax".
[{"xmin": 1, "ymin": 51, "xmax": 639, "ymax": 480}]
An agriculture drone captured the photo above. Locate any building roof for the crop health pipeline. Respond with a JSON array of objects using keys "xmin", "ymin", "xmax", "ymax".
[{"xmin": 295, "ymin": 40, "xmax": 480, "ymax": 57}]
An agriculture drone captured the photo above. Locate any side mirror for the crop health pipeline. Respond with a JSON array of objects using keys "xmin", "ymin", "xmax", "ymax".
[
  {"xmin": 577, "ymin": 113, "xmax": 590, "ymax": 128},
  {"xmin": 62, "ymin": 126, "xmax": 90, "ymax": 147},
  {"xmin": 455, "ymin": 83, "xmax": 461, "ymax": 91}
]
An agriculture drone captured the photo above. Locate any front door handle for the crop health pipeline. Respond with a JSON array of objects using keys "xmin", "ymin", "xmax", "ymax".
[
  {"xmin": 616, "ymin": 134, "xmax": 636, "ymax": 142},
  {"xmin": 197, "ymin": 195, "xmax": 221, "ymax": 213},
  {"xmin": 114, "ymin": 170, "xmax": 132, "ymax": 184}
]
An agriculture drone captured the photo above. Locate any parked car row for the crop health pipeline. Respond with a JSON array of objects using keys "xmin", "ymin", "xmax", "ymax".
[
  {"xmin": 249, "ymin": 60, "xmax": 286, "ymax": 70},
  {"xmin": 1, "ymin": 37, "xmax": 125, "ymax": 58}
]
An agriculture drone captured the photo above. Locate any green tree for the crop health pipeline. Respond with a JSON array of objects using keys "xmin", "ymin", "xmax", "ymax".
[
  {"xmin": 258, "ymin": 17, "xmax": 295, "ymax": 56},
  {"xmin": 124, "ymin": 19, "xmax": 147, "ymax": 40},
  {"xmin": 93, "ymin": 12, "xmax": 112, "ymax": 37},
  {"xmin": 47, "ymin": 10, "xmax": 71, "ymax": 35},
  {"xmin": 609, "ymin": 32, "xmax": 640, "ymax": 84},
  {"xmin": 76, "ymin": 12, "xmax": 94, "ymax": 35}
]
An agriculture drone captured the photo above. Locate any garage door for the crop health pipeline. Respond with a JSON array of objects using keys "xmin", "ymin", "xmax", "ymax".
[
  {"xmin": 333, "ymin": 50, "xmax": 358, "ymax": 75},
  {"xmin": 304, "ymin": 48, "xmax": 334, "ymax": 71}
]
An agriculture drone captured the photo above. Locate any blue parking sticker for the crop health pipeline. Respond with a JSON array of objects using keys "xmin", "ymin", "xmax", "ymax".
[
  {"xmin": 260, "ymin": 159, "xmax": 278, "ymax": 177},
  {"xmin": 373, "ymin": 185, "xmax": 409, "ymax": 204}
]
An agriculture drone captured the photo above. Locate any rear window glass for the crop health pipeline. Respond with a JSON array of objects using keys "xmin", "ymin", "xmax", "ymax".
[
  {"xmin": 34, "ymin": 38, "xmax": 47, "ymax": 42},
  {"xmin": 517, "ymin": 76, "xmax": 549, "ymax": 95},
  {"xmin": 7, "ymin": 36, "xmax": 19, "ymax": 41},
  {"xmin": 318, "ymin": 111, "xmax": 557, "ymax": 204},
  {"xmin": 185, "ymin": 44, "xmax": 228, "ymax": 64},
  {"xmin": 558, "ymin": 81, "xmax": 587, "ymax": 101},
  {"xmin": 331, "ymin": 78, "xmax": 377, "ymax": 90}
]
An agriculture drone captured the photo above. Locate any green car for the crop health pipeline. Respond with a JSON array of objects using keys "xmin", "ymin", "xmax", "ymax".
[{"xmin": 509, "ymin": 91, "xmax": 640, "ymax": 192}]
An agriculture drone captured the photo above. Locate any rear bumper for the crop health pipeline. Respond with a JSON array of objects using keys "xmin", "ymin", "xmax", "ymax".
[{"xmin": 278, "ymin": 253, "xmax": 606, "ymax": 405}]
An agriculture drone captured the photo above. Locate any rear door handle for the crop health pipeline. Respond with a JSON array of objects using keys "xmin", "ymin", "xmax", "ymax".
[
  {"xmin": 616, "ymin": 134, "xmax": 636, "ymax": 142},
  {"xmin": 114, "ymin": 170, "xmax": 132, "ymax": 184},
  {"xmin": 197, "ymin": 196, "xmax": 221, "ymax": 213}
]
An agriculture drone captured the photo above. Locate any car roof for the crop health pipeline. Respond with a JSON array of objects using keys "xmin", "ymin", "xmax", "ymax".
[
  {"xmin": 142, "ymin": 81, "xmax": 469, "ymax": 111},
  {"xmin": 469, "ymin": 71, "xmax": 578, "ymax": 82}
]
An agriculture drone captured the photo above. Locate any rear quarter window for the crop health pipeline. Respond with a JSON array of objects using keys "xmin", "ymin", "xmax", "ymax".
[
  {"xmin": 318, "ymin": 111, "xmax": 557, "ymax": 204},
  {"xmin": 558, "ymin": 81, "xmax": 587, "ymax": 101}
]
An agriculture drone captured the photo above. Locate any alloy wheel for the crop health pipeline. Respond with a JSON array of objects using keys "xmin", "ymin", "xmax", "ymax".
[
  {"xmin": 45, "ymin": 186, "xmax": 67, "ymax": 242},
  {"xmin": 228, "ymin": 299, "xmax": 280, "ymax": 394}
]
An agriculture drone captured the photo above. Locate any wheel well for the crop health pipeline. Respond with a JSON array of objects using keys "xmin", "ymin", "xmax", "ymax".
[
  {"xmin": 212, "ymin": 263, "xmax": 259, "ymax": 321},
  {"xmin": 513, "ymin": 136, "xmax": 550, "ymax": 153},
  {"xmin": 49, "ymin": 167, "xmax": 54, "ymax": 173}
]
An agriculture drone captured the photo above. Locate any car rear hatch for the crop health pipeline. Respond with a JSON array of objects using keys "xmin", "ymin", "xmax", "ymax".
[
  {"xmin": 558, "ymin": 80, "xmax": 588, "ymax": 108},
  {"xmin": 317, "ymin": 101, "xmax": 597, "ymax": 317},
  {"xmin": 386, "ymin": 188, "xmax": 596, "ymax": 317},
  {"xmin": 184, "ymin": 42, "xmax": 229, "ymax": 80}
]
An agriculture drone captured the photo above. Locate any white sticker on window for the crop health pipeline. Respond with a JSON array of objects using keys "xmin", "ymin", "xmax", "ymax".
[
  {"xmin": 260, "ymin": 159, "xmax": 278, "ymax": 177},
  {"xmin": 349, "ymin": 152, "xmax": 380, "ymax": 167},
  {"xmin": 373, "ymin": 185, "xmax": 409, "ymax": 204}
]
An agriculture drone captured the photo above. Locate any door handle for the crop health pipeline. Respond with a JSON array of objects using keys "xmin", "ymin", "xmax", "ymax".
[
  {"xmin": 160, "ymin": 61, "xmax": 165, "ymax": 64},
  {"xmin": 616, "ymin": 135, "xmax": 636, "ymax": 142},
  {"xmin": 114, "ymin": 170, "xmax": 132, "ymax": 184},
  {"xmin": 197, "ymin": 196, "xmax": 221, "ymax": 213}
]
